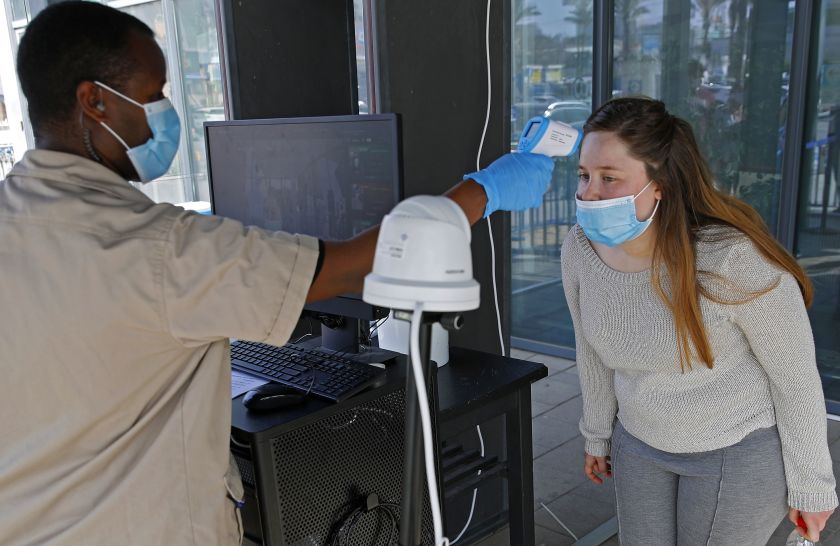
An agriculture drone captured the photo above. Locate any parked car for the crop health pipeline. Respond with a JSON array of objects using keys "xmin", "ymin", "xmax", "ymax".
[
  {"xmin": 512, "ymin": 100, "xmax": 554, "ymax": 137},
  {"xmin": 544, "ymin": 100, "xmax": 591, "ymax": 129}
]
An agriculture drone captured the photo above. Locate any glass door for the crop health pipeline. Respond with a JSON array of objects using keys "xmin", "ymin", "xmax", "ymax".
[{"xmin": 795, "ymin": 0, "xmax": 840, "ymax": 406}]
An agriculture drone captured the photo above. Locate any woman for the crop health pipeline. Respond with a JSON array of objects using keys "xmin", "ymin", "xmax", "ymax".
[{"xmin": 560, "ymin": 96, "xmax": 837, "ymax": 545}]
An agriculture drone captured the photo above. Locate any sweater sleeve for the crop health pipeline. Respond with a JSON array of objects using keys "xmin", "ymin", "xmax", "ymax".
[
  {"xmin": 726, "ymin": 240, "xmax": 838, "ymax": 512},
  {"xmin": 561, "ymin": 230, "xmax": 617, "ymax": 457}
]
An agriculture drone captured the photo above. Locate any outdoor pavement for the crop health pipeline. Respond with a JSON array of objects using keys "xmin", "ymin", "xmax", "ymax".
[{"xmin": 474, "ymin": 348, "xmax": 840, "ymax": 546}]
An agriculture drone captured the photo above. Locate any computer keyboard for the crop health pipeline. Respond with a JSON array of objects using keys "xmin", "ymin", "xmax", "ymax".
[{"xmin": 230, "ymin": 340, "xmax": 386, "ymax": 402}]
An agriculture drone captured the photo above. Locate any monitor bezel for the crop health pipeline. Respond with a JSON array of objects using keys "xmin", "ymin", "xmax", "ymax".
[{"xmin": 203, "ymin": 113, "xmax": 403, "ymax": 321}]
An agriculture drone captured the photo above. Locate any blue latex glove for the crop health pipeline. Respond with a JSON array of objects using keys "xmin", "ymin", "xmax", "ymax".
[{"xmin": 464, "ymin": 152, "xmax": 555, "ymax": 218}]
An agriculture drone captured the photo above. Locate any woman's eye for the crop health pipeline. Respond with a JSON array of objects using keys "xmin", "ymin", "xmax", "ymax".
[
  {"xmin": 603, "ymin": 176, "xmax": 616, "ymax": 183},
  {"xmin": 577, "ymin": 173, "xmax": 589, "ymax": 181}
]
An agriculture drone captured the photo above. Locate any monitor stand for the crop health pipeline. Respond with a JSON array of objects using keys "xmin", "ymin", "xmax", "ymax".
[{"xmin": 319, "ymin": 316, "xmax": 361, "ymax": 354}]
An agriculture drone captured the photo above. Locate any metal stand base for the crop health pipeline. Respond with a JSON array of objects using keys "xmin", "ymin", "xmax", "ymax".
[{"xmin": 397, "ymin": 311, "xmax": 459, "ymax": 546}]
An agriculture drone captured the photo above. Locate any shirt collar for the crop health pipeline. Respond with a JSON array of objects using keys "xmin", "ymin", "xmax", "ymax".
[{"xmin": 9, "ymin": 149, "xmax": 152, "ymax": 203}]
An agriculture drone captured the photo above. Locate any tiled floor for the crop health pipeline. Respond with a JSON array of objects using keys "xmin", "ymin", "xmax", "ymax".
[{"xmin": 474, "ymin": 348, "xmax": 840, "ymax": 546}]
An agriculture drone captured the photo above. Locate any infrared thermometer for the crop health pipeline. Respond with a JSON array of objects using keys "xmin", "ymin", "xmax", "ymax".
[{"xmin": 518, "ymin": 116, "xmax": 582, "ymax": 157}]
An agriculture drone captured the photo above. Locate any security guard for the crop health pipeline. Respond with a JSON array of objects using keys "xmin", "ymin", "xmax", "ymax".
[{"xmin": 0, "ymin": 2, "xmax": 554, "ymax": 544}]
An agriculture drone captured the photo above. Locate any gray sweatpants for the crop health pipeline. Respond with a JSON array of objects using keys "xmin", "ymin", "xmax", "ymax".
[{"xmin": 611, "ymin": 421, "xmax": 788, "ymax": 546}]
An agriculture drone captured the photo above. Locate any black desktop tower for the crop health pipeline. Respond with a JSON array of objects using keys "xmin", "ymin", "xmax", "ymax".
[{"xmin": 232, "ymin": 387, "xmax": 434, "ymax": 546}]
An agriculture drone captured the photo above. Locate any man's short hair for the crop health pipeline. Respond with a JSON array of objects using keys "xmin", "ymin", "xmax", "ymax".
[{"xmin": 17, "ymin": 1, "xmax": 154, "ymax": 136}]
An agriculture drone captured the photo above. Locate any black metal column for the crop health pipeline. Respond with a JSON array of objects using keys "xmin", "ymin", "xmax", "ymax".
[
  {"xmin": 214, "ymin": 0, "xmax": 359, "ymax": 120},
  {"xmin": 778, "ymin": 0, "xmax": 820, "ymax": 250},
  {"xmin": 592, "ymin": 0, "xmax": 614, "ymax": 110}
]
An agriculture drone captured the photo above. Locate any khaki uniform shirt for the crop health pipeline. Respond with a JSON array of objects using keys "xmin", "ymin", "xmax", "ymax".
[{"xmin": 0, "ymin": 150, "xmax": 319, "ymax": 545}]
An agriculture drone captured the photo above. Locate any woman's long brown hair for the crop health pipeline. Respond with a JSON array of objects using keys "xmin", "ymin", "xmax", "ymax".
[{"xmin": 583, "ymin": 97, "xmax": 813, "ymax": 370}]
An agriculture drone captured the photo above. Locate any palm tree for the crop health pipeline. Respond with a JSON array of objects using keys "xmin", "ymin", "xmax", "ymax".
[
  {"xmin": 616, "ymin": 0, "xmax": 650, "ymax": 61},
  {"xmin": 563, "ymin": 0, "xmax": 592, "ymax": 76},
  {"xmin": 727, "ymin": 0, "xmax": 748, "ymax": 86},
  {"xmin": 695, "ymin": 0, "xmax": 727, "ymax": 63},
  {"xmin": 514, "ymin": 3, "xmax": 541, "ymax": 24}
]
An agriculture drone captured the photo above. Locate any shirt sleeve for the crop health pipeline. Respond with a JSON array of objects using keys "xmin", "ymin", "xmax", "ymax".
[
  {"xmin": 561, "ymin": 230, "xmax": 617, "ymax": 457},
  {"xmin": 160, "ymin": 210, "xmax": 319, "ymax": 347},
  {"xmin": 726, "ymin": 239, "xmax": 838, "ymax": 512}
]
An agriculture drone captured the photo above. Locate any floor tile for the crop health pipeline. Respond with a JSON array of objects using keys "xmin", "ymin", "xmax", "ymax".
[
  {"xmin": 827, "ymin": 505, "xmax": 840, "ymax": 533},
  {"xmin": 771, "ymin": 517, "xmax": 795, "ymax": 538},
  {"xmin": 527, "ymin": 353, "xmax": 577, "ymax": 376},
  {"xmin": 533, "ymin": 435, "xmax": 589, "ymax": 509},
  {"xmin": 473, "ymin": 527, "xmax": 509, "ymax": 546},
  {"xmin": 547, "ymin": 395, "xmax": 583, "ymax": 425},
  {"xmin": 534, "ymin": 523, "xmax": 575, "ymax": 545},
  {"xmin": 819, "ymin": 528, "xmax": 840, "ymax": 545},
  {"xmin": 510, "ymin": 348, "xmax": 537, "ymax": 361},
  {"xmin": 830, "ymin": 437, "xmax": 840, "ymax": 462},
  {"xmin": 530, "ymin": 374, "xmax": 581, "ymax": 406},
  {"xmin": 535, "ymin": 479, "xmax": 616, "ymax": 541},
  {"xmin": 828, "ymin": 419, "xmax": 840, "ymax": 443},
  {"xmin": 532, "ymin": 409, "xmax": 581, "ymax": 458},
  {"xmin": 531, "ymin": 399, "xmax": 557, "ymax": 419}
]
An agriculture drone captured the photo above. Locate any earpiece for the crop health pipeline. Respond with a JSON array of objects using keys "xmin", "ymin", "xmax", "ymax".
[{"xmin": 96, "ymin": 102, "xmax": 105, "ymax": 112}]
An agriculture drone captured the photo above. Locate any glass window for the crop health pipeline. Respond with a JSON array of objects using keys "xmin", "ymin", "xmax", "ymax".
[
  {"xmin": 114, "ymin": 0, "xmax": 223, "ymax": 206},
  {"xmin": 0, "ymin": 73, "xmax": 8, "ymax": 129},
  {"xmin": 9, "ymin": 0, "xmax": 29, "ymax": 23},
  {"xmin": 614, "ymin": 0, "xmax": 795, "ymax": 233},
  {"xmin": 796, "ymin": 0, "xmax": 840, "ymax": 403},
  {"xmin": 510, "ymin": 0, "xmax": 593, "ymax": 353},
  {"xmin": 354, "ymin": 0, "xmax": 368, "ymax": 113},
  {"xmin": 0, "ymin": 72, "xmax": 14, "ymax": 177},
  {"xmin": 116, "ymin": 0, "xmax": 190, "ymax": 204},
  {"xmin": 171, "ymin": 0, "xmax": 224, "ymax": 203}
]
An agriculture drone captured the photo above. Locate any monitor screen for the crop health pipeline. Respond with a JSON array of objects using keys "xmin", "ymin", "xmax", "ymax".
[
  {"xmin": 205, "ymin": 114, "xmax": 402, "ymax": 322},
  {"xmin": 206, "ymin": 114, "xmax": 401, "ymax": 241}
]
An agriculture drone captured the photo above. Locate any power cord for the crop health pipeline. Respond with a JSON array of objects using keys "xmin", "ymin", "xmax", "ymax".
[
  {"xmin": 327, "ymin": 492, "xmax": 401, "ymax": 546},
  {"xmin": 474, "ymin": 0, "xmax": 577, "ymax": 540},
  {"xmin": 475, "ymin": 0, "xmax": 505, "ymax": 360},
  {"xmin": 368, "ymin": 315, "xmax": 390, "ymax": 345},
  {"xmin": 449, "ymin": 424, "xmax": 485, "ymax": 544},
  {"xmin": 410, "ymin": 303, "xmax": 448, "ymax": 546},
  {"xmin": 450, "ymin": 0, "xmax": 494, "ymax": 542}
]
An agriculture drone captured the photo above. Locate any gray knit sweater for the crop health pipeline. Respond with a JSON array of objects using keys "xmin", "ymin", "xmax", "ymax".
[{"xmin": 560, "ymin": 224, "xmax": 838, "ymax": 512}]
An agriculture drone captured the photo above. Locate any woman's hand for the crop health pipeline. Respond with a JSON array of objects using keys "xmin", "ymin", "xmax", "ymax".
[
  {"xmin": 789, "ymin": 507, "xmax": 835, "ymax": 542},
  {"xmin": 584, "ymin": 453, "xmax": 612, "ymax": 485}
]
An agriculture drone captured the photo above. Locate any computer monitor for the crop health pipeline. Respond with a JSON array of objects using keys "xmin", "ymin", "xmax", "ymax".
[{"xmin": 205, "ymin": 114, "xmax": 402, "ymax": 352}]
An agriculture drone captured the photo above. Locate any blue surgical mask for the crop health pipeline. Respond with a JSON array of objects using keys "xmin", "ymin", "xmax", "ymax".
[
  {"xmin": 575, "ymin": 180, "xmax": 660, "ymax": 247},
  {"xmin": 95, "ymin": 81, "xmax": 181, "ymax": 183}
]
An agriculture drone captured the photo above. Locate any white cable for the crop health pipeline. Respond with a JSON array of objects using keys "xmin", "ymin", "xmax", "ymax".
[
  {"xmin": 450, "ymin": 424, "xmax": 485, "ymax": 544},
  {"xmin": 410, "ymin": 303, "xmax": 449, "ymax": 546},
  {"xmin": 451, "ymin": 2, "xmax": 496, "ymax": 544},
  {"xmin": 540, "ymin": 502, "xmax": 579, "ymax": 541},
  {"xmin": 474, "ymin": 0, "xmax": 506, "ymax": 359},
  {"xmin": 474, "ymin": 0, "xmax": 492, "ymax": 174},
  {"xmin": 487, "ymin": 223, "xmax": 504, "ymax": 358}
]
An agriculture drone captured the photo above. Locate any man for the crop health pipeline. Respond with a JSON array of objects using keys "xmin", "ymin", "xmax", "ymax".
[{"xmin": 0, "ymin": 2, "xmax": 553, "ymax": 544}]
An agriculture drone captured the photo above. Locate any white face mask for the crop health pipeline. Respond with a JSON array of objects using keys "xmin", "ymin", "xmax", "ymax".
[{"xmin": 575, "ymin": 180, "xmax": 660, "ymax": 246}]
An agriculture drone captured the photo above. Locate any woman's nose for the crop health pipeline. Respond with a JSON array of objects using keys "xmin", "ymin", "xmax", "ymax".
[{"xmin": 578, "ymin": 181, "xmax": 600, "ymax": 201}]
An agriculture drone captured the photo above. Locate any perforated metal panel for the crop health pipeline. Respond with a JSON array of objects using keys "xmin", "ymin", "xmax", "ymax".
[
  {"xmin": 233, "ymin": 452, "xmax": 255, "ymax": 487},
  {"xmin": 269, "ymin": 389, "xmax": 433, "ymax": 545}
]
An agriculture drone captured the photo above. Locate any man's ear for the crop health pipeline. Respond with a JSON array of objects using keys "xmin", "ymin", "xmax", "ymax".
[{"xmin": 76, "ymin": 81, "xmax": 107, "ymax": 123}]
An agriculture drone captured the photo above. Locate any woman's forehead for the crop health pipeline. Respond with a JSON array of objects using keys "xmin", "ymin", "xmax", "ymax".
[{"xmin": 579, "ymin": 132, "xmax": 637, "ymax": 168}]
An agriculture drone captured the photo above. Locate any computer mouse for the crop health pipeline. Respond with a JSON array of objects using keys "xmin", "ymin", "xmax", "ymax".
[{"xmin": 242, "ymin": 383, "xmax": 306, "ymax": 411}]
